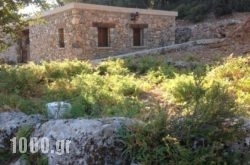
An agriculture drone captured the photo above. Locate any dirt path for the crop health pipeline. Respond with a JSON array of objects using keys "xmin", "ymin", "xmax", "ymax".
[{"xmin": 138, "ymin": 87, "xmax": 181, "ymax": 121}]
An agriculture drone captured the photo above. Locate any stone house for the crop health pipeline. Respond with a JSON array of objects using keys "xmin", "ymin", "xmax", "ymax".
[{"xmin": 1, "ymin": 3, "xmax": 178, "ymax": 62}]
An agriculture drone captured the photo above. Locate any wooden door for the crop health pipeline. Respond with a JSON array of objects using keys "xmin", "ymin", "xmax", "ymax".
[
  {"xmin": 21, "ymin": 29, "xmax": 29, "ymax": 63},
  {"xmin": 98, "ymin": 27, "xmax": 108, "ymax": 47},
  {"xmin": 133, "ymin": 28, "xmax": 141, "ymax": 46}
]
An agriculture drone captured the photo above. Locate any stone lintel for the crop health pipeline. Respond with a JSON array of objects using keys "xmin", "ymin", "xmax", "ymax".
[
  {"xmin": 92, "ymin": 22, "xmax": 116, "ymax": 28},
  {"xmin": 129, "ymin": 24, "xmax": 148, "ymax": 28}
]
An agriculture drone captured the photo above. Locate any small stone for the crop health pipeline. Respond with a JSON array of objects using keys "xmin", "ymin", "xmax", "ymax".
[{"xmin": 46, "ymin": 102, "xmax": 72, "ymax": 119}]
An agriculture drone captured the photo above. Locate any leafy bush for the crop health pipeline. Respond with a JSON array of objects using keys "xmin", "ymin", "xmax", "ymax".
[
  {"xmin": 232, "ymin": 0, "xmax": 250, "ymax": 12},
  {"xmin": 96, "ymin": 59, "xmax": 129, "ymax": 75},
  {"xmin": 187, "ymin": 4, "xmax": 210, "ymax": 22},
  {"xmin": 15, "ymin": 126, "xmax": 48, "ymax": 165},
  {"xmin": 0, "ymin": 59, "xmax": 148, "ymax": 117},
  {"xmin": 145, "ymin": 66, "xmax": 176, "ymax": 84},
  {"xmin": 0, "ymin": 93, "xmax": 44, "ymax": 114},
  {"xmin": 160, "ymin": 74, "xmax": 194, "ymax": 102},
  {"xmin": 43, "ymin": 60, "xmax": 93, "ymax": 79},
  {"xmin": 0, "ymin": 63, "xmax": 45, "ymax": 97},
  {"xmin": 121, "ymin": 70, "xmax": 246, "ymax": 165},
  {"xmin": 69, "ymin": 73, "xmax": 146, "ymax": 117},
  {"xmin": 206, "ymin": 56, "xmax": 250, "ymax": 115},
  {"xmin": 120, "ymin": 112, "xmax": 190, "ymax": 165},
  {"xmin": 214, "ymin": 0, "xmax": 233, "ymax": 17},
  {"xmin": 125, "ymin": 56, "xmax": 162, "ymax": 74},
  {"xmin": 176, "ymin": 4, "xmax": 190, "ymax": 19}
]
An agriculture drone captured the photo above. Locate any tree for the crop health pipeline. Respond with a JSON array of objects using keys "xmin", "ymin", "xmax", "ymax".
[{"xmin": 0, "ymin": 0, "xmax": 48, "ymax": 51}]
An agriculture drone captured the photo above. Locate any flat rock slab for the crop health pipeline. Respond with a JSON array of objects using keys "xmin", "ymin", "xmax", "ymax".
[
  {"xmin": 32, "ymin": 117, "xmax": 137, "ymax": 165},
  {"xmin": 1, "ymin": 111, "xmax": 249, "ymax": 165},
  {"xmin": 0, "ymin": 112, "xmax": 138, "ymax": 165}
]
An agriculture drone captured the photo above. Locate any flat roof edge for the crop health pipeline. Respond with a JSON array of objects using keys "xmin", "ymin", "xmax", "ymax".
[{"xmin": 42, "ymin": 2, "xmax": 178, "ymax": 17}]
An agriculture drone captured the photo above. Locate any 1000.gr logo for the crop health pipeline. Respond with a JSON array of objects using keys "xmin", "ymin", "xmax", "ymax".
[{"xmin": 10, "ymin": 137, "xmax": 71, "ymax": 155}]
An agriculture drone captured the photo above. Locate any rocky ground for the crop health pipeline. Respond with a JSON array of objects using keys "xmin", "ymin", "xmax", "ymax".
[
  {"xmin": 0, "ymin": 111, "xmax": 249, "ymax": 165},
  {"xmin": 0, "ymin": 112, "xmax": 139, "ymax": 165},
  {"xmin": 165, "ymin": 12, "xmax": 250, "ymax": 63}
]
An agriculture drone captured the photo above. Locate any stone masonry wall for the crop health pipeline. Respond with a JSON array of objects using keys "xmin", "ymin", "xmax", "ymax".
[
  {"xmin": 29, "ymin": 6, "xmax": 176, "ymax": 61},
  {"xmin": 0, "ymin": 44, "xmax": 19, "ymax": 63},
  {"xmin": 29, "ymin": 10, "xmax": 75, "ymax": 62}
]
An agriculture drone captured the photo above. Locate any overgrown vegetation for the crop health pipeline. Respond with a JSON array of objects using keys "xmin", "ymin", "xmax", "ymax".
[{"xmin": 0, "ymin": 55, "xmax": 249, "ymax": 164}]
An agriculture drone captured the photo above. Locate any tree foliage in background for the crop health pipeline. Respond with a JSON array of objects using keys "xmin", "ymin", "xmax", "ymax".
[
  {"xmin": 59, "ymin": 0, "xmax": 173, "ymax": 9},
  {"xmin": 59, "ymin": 0, "xmax": 250, "ymax": 22},
  {"xmin": 0, "ymin": 0, "xmax": 48, "ymax": 50}
]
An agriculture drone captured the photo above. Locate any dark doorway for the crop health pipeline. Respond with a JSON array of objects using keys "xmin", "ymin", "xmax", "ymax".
[
  {"xmin": 133, "ymin": 28, "xmax": 143, "ymax": 46},
  {"xmin": 58, "ymin": 28, "xmax": 65, "ymax": 48},
  {"xmin": 20, "ymin": 29, "xmax": 30, "ymax": 63},
  {"xmin": 98, "ymin": 27, "xmax": 109, "ymax": 47}
]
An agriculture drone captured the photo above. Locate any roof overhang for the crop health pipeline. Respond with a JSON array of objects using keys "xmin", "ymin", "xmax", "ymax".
[{"xmin": 42, "ymin": 3, "xmax": 178, "ymax": 18}]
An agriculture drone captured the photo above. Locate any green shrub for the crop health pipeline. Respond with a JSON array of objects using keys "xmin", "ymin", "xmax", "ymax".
[
  {"xmin": 43, "ymin": 60, "xmax": 93, "ymax": 80},
  {"xmin": 105, "ymin": 97, "xmax": 142, "ymax": 117},
  {"xmin": 172, "ymin": 81, "xmax": 205, "ymax": 105},
  {"xmin": 69, "ymin": 73, "xmax": 145, "ymax": 117},
  {"xmin": 145, "ymin": 66, "xmax": 176, "ymax": 84},
  {"xmin": 44, "ymin": 78, "xmax": 79, "ymax": 101},
  {"xmin": 206, "ymin": 56, "xmax": 250, "ymax": 116},
  {"xmin": 0, "ymin": 150, "xmax": 15, "ymax": 165},
  {"xmin": 13, "ymin": 125, "xmax": 49, "ymax": 165},
  {"xmin": 0, "ymin": 63, "xmax": 46, "ymax": 97},
  {"xmin": 187, "ymin": 4, "xmax": 210, "ymax": 22},
  {"xmin": 214, "ymin": 0, "xmax": 233, "ymax": 17},
  {"xmin": 160, "ymin": 74, "xmax": 194, "ymax": 102},
  {"xmin": 120, "ymin": 112, "xmax": 190, "ymax": 165},
  {"xmin": 176, "ymin": 4, "xmax": 190, "ymax": 19},
  {"xmin": 232, "ymin": 0, "xmax": 250, "ymax": 12},
  {"xmin": 16, "ymin": 125, "xmax": 34, "ymax": 140},
  {"xmin": 172, "ymin": 65, "xmax": 206, "ymax": 105},
  {"xmin": 0, "ymin": 93, "xmax": 44, "ymax": 114},
  {"xmin": 97, "ymin": 59, "xmax": 129, "ymax": 75},
  {"xmin": 121, "ymin": 82, "xmax": 245, "ymax": 164},
  {"xmin": 70, "ymin": 97, "xmax": 101, "ymax": 117},
  {"xmin": 125, "ymin": 56, "xmax": 162, "ymax": 74},
  {"xmin": 120, "ymin": 57, "xmax": 248, "ymax": 164}
]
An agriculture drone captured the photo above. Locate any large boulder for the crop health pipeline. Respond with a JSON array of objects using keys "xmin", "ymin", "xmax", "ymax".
[
  {"xmin": 0, "ymin": 112, "xmax": 45, "ymax": 151},
  {"xmin": 175, "ymin": 27, "xmax": 192, "ymax": 44},
  {"xmin": 32, "ymin": 117, "xmax": 137, "ymax": 165},
  {"xmin": 1, "ymin": 112, "xmax": 138, "ymax": 165},
  {"xmin": 1, "ymin": 111, "xmax": 249, "ymax": 165}
]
